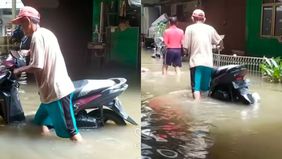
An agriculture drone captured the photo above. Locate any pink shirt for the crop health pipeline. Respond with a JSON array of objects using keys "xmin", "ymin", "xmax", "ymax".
[{"xmin": 163, "ymin": 25, "xmax": 184, "ymax": 49}]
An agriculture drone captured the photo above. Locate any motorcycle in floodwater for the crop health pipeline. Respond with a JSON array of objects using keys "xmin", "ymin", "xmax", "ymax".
[
  {"xmin": 0, "ymin": 58, "xmax": 137, "ymax": 127},
  {"xmin": 209, "ymin": 64, "xmax": 257, "ymax": 105},
  {"xmin": 0, "ymin": 61, "xmax": 25, "ymax": 123},
  {"xmin": 0, "ymin": 26, "xmax": 137, "ymax": 128},
  {"xmin": 151, "ymin": 36, "xmax": 166, "ymax": 59}
]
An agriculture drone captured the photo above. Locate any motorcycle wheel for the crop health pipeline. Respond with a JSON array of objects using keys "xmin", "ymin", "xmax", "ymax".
[{"xmin": 88, "ymin": 109, "xmax": 126, "ymax": 126}]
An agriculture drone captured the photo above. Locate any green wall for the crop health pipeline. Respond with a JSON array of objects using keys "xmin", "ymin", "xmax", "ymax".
[
  {"xmin": 92, "ymin": 0, "xmax": 120, "ymax": 40},
  {"xmin": 93, "ymin": 0, "xmax": 102, "ymax": 30},
  {"xmin": 110, "ymin": 27, "xmax": 139, "ymax": 68},
  {"xmin": 246, "ymin": 0, "xmax": 282, "ymax": 57},
  {"xmin": 93, "ymin": 0, "xmax": 139, "ymax": 67}
]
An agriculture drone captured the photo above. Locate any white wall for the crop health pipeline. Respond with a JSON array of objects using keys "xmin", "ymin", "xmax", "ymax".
[
  {"xmin": 0, "ymin": 10, "xmax": 15, "ymax": 36},
  {"xmin": 141, "ymin": 6, "xmax": 160, "ymax": 36}
]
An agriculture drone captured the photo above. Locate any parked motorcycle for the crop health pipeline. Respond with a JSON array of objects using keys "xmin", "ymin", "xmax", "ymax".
[{"xmin": 209, "ymin": 64, "xmax": 256, "ymax": 105}]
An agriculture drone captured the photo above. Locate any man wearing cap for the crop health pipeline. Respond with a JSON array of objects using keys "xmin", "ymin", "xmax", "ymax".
[
  {"xmin": 183, "ymin": 9, "xmax": 223, "ymax": 101},
  {"xmin": 162, "ymin": 16, "xmax": 184, "ymax": 75},
  {"xmin": 11, "ymin": 6, "xmax": 83, "ymax": 142}
]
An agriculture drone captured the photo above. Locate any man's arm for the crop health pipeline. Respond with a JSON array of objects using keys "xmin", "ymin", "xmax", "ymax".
[
  {"xmin": 217, "ymin": 40, "xmax": 224, "ymax": 51},
  {"xmin": 212, "ymin": 29, "xmax": 224, "ymax": 51},
  {"xmin": 13, "ymin": 65, "xmax": 41, "ymax": 75},
  {"xmin": 163, "ymin": 30, "xmax": 169, "ymax": 47},
  {"xmin": 19, "ymin": 49, "xmax": 30, "ymax": 57},
  {"xmin": 180, "ymin": 30, "xmax": 188, "ymax": 55},
  {"xmin": 183, "ymin": 27, "xmax": 191, "ymax": 54}
]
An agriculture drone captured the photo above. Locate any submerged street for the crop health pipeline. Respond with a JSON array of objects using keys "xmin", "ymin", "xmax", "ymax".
[
  {"xmin": 0, "ymin": 58, "xmax": 141, "ymax": 159},
  {"xmin": 141, "ymin": 48, "xmax": 282, "ymax": 159}
]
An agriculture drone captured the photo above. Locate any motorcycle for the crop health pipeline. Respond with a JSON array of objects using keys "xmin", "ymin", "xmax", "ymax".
[
  {"xmin": 0, "ymin": 54, "xmax": 137, "ymax": 127},
  {"xmin": 73, "ymin": 78, "xmax": 137, "ymax": 128},
  {"xmin": 209, "ymin": 64, "xmax": 256, "ymax": 105},
  {"xmin": 0, "ymin": 27, "xmax": 137, "ymax": 128},
  {"xmin": 151, "ymin": 36, "xmax": 166, "ymax": 59},
  {"xmin": 0, "ymin": 60, "xmax": 25, "ymax": 123}
]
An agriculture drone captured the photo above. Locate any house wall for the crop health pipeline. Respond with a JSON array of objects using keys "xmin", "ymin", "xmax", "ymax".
[
  {"xmin": 246, "ymin": 0, "xmax": 282, "ymax": 57},
  {"xmin": 202, "ymin": 0, "xmax": 246, "ymax": 55},
  {"xmin": 92, "ymin": 0, "xmax": 120, "ymax": 36},
  {"xmin": 110, "ymin": 27, "xmax": 139, "ymax": 68},
  {"xmin": 93, "ymin": 0, "xmax": 140, "ymax": 68},
  {"xmin": 23, "ymin": 0, "xmax": 93, "ymax": 77},
  {"xmin": 158, "ymin": 0, "xmax": 246, "ymax": 55},
  {"xmin": 21, "ymin": 0, "xmax": 139, "ymax": 75}
]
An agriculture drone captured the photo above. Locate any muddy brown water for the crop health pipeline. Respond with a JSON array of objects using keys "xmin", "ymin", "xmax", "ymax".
[
  {"xmin": 141, "ymin": 49, "xmax": 282, "ymax": 159},
  {"xmin": 0, "ymin": 57, "xmax": 141, "ymax": 159}
]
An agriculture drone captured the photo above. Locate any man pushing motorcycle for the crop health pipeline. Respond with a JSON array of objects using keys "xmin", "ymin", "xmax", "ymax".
[
  {"xmin": 183, "ymin": 9, "xmax": 224, "ymax": 102},
  {"xmin": 11, "ymin": 6, "xmax": 83, "ymax": 142}
]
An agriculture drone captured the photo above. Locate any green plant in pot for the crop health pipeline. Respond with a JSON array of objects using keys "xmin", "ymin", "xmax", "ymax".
[{"xmin": 259, "ymin": 57, "xmax": 282, "ymax": 82}]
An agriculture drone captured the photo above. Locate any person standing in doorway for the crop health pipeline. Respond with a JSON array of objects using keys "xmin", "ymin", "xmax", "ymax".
[
  {"xmin": 162, "ymin": 16, "xmax": 184, "ymax": 75},
  {"xmin": 11, "ymin": 6, "xmax": 83, "ymax": 142},
  {"xmin": 183, "ymin": 9, "xmax": 223, "ymax": 101}
]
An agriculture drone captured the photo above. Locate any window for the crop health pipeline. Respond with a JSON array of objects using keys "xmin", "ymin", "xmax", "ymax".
[
  {"xmin": 2, "ymin": 9, "xmax": 12, "ymax": 15},
  {"xmin": 262, "ymin": 6, "xmax": 272, "ymax": 35},
  {"xmin": 261, "ymin": 0, "xmax": 282, "ymax": 37},
  {"xmin": 275, "ymin": 5, "xmax": 282, "ymax": 35}
]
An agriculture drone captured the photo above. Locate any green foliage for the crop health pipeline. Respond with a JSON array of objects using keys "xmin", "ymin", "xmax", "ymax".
[{"xmin": 259, "ymin": 57, "xmax": 282, "ymax": 82}]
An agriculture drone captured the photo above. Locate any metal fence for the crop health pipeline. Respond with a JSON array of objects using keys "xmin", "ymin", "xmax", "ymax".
[{"xmin": 213, "ymin": 53, "xmax": 266, "ymax": 76}]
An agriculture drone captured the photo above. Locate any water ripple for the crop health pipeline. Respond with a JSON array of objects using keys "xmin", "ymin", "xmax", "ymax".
[{"xmin": 141, "ymin": 99, "xmax": 213, "ymax": 159}]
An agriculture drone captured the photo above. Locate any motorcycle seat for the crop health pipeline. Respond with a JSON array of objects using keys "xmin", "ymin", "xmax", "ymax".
[
  {"xmin": 73, "ymin": 79, "xmax": 115, "ymax": 99},
  {"xmin": 213, "ymin": 65, "xmax": 240, "ymax": 77}
]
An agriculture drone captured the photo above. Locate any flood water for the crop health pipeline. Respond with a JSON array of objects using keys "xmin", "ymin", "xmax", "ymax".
[
  {"xmin": 141, "ymin": 48, "xmax": 282, "ymax": 159},
  {"xmin": 0, "ymin": 56, "xmax": 141, "ymax": 159}
]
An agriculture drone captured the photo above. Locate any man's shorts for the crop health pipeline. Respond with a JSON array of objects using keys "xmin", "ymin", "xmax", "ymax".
[
  {"xmin": 163, "ymin": 48, "xmax": 182, "ymax": 67},
  {"xmin": 190, "ymin": 66, "xmax": 213, "ymax": 92},
  {"xmin": 33, "ymin": 93, "xmax": 79, "ymax": 138}
]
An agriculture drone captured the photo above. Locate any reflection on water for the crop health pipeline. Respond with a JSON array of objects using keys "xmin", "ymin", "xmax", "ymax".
[
  {"xmin": 141, "ymin": 93, "xmax": 214, "ymax": 159},
  {"xmin": 141, "ymin": 49, "xmax": 282, "ymax": 159},
  {"xmin": 142, "ymin": 74, "xmax": 282, "ymax": 159},
  {"xmin": 141, "ymin": 86, "xmax": 265, "ymax": 159},
  {"xmin": 0, "ymin": 78, "xmax": 140, "ymax": 159}
]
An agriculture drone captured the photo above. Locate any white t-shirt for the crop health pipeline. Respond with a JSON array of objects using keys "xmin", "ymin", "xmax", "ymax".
[
  {"xmin": 29, "ymin": 27, "xmax": 75, "ymax": 103},
  {"xmin": 183, "ymin": 22, "xmax": 222, "ymax": 68}
]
